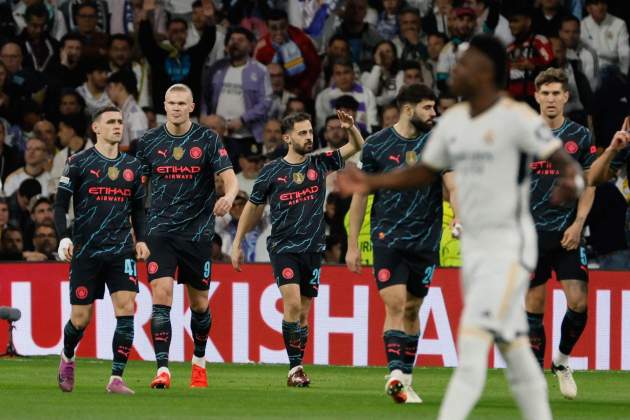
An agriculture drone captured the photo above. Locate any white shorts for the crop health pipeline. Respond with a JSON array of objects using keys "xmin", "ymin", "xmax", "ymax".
[{"xmin": 459, "ymin": 251, "xmax": 532, "ymax": 343}]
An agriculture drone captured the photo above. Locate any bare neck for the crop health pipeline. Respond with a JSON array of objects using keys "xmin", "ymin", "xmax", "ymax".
[
  {"xmin": 95, "ymin": 140, "xmax": 119, "ymax": 159},
  {"xmin": 543, "ymin": 114, "xmax": 565, "ymax": 130},
  {"xmin": 468, "ymin": 88, "xmax": 501, "ymax": 118},
  {"xmin": 284, "ymin": 148, "xmax": 307, "ymax": 164},
  {"xmin": 393, "ymin": 120, "xmax": 419, "ymax": 139},
  {"xmin": 166, "ymin": 119, "xmax": 193, "ymax": 136}
]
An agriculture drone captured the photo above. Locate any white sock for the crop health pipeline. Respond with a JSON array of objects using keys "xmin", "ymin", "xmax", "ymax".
[
  {"xmin": 192, "ymin": 355, "xmax": 206, "ymax": 368},
  {"xmin": 109, "ymin": 375, "xmax": 122, "ymax": 384},
  {"xmin": 437, "ymin": 332, "xmax": 492, "ymax": 420},
  {"xmin": 501, "ymin": 339, "xmax": 552, "ymax": 420},
  {"xmin": 553, "ymin": 351, "xmax": 570, "ymax": 367},
  {"xmin": 157, "ymin": 366, "xmax": 170, "ymax": 376}
]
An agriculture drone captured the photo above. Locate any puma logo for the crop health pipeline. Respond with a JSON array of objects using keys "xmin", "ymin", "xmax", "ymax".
[
  {"xmin": 388, "ymin": 155, "xmax": 401, "ymax": 165},
  {"xmin": 201, "ymin": 278, "xmax": 209, "ymax": 286},
  {"xmin": 157, "ymin": 149, "xmax": 168, "ymax": 158},
  {"xmin": 117, "ymin": 347, "xmax": 130, "ymax": 357},
  {"xmin": 90, "ymin": 169, "xmax": 101, "ymax": 178},
  {"xmin": 129, "ymin": 276, "xmax": 137, "ymax": 285},
  {"xmin": 277, "ymin": 176, "xmax": 288, "ymax": 183}
]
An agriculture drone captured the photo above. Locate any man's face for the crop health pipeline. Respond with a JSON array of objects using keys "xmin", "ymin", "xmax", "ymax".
[
  {"xmin": 75, "ymin": 6, "xmax": 98, "ymax": 34},
  {"xmin": 438, "ymin": 97, "xmax": 457, "ymax": 113},
  {"xmin": 399, "ymin": 12, "xmax": 420, "ymax": 35},
  {"xmin": 191, "ymin": 5, "xmax": 206, "ymax": 31},
  {"xmin": 407, "ymin": 100, "xmax": 436, "ymax": 131},
  {"xmin": 456, "ymin": 15, "xmax": 476, "ymax": 39},
  {"xmin": 60, "ymin": 94, "xmax": 80, "ymax": 115},
  {"xmin": 164, "ymin": 89, "xmax": 194, "ymax": 125},
  {"xmin": 344, "ymin": 0, "xmax": 367, "ymax": 24},
  {"xmin": 383, "ymin": 0, "xmax": 399, "ymax": 14},
  {"xmin": 286, "ymin": 100, "xmax": 305, "ymax": 114},
  {"xmin": 535, "ymin": 82, "xmax": 568, "ymax": 119},
  {"xmin": 0, "ymin": 43, "xmax": 23, "ymax": 73},
  {"xmin": 145, "ymin": 110, "xmax": 157, "ymax": 129},
  {"xmin": 25, "ymin": 139, "xmax": 47, "ymax": 166},
  {"xmin": 92, "ymin": 111, "xmax": 123, "ymax": 144},
  {"xmin": 268, "ymin": 18, "xmax": 289, "ymax": 45},
  {"xmin": 324, "ymin": 118, "xmax": 347, "ymax": 149},
  {"xmin": 328, "ymin": 40, "xmax": 349, "ymax": 58},
  {"xmin": 509, "ymin": 15, "xmax": 530, "ymax": 38},
  {"xmin": 168, "ymin": 21, "xmax": 187, "ymax": 51},
  {"xmin": 333, "ymin": 64, "xmax": 354, "ymax": 91},
  {"xmin": 382, "ymin": 107, "xmax": 399, "ymax": 128},
  {"xmin": 403, "ymin": 68, "xmax": 422, "ymax": 85},
  {"xmin": 201, "ymin": 114, "xmax": 226, "ymax": 136},
  {"xmin": 32, "ymin": 202, "xmax": 53, "ymax": 224},
  {"xmin": 542, "ymin": 0, "xmax": 561, "ymax": 9},
  {"xmin": 63, "ymin": 39, "xmax": 82, "ymax": 65},
  {"xmin": 284, "ymin": 119, "xmax": 314, "ymax": 155},
  {"xmin": 227, "ymin": 33, "xmax": 251, "ymax": 61},
  {"xmin": 267, "ymin": 63, "xmax": 285, "ymax": 93},
  {"xmin": 550, "ymin": 37, "xmax": 567, "ymax": 65},
  {"xmin": 0, "ymin": 203, "xmax": 9, "ymax": 226},
  {"xmin": 33, "ymin": 121, "xmax": 56, "ymax": 152},
  {"xmin": 2, "ymin": 231, "xmax": 23, "ymax": 254},
  {"xmin": 469, "ymin": 0, "xmax": 486, "ymax": 17},
  {"xmin": 33, "ymin": 226, "xmax": 57, "ymax": 256},
  {"xmin": 263, "ymin": 120, "xmax": 282, "ymax": 150},
  {"xmin": 88, "ymin": 69, "xmax": 109, "ymax": 91},
  {"xmin": 109, "ymin": 39, "xmax": 131, "ymax": 68},
  {"xmin": 559, "ymin": 20, "xmax": 580, "ymax": 49},
  {"xmin": 587, "ymin": 2, "xmax": 607, "ymax": 23},
  {"xmin": 26, "ymin": 15, "xmax": 47, "ymax": 40},
  {"xmin": 106, "ymin": 82, "xmax": 123, "ymax": 104},
  {"xmin": 427, "ymin": 35, "xmax": 446, "ymax": 61}
]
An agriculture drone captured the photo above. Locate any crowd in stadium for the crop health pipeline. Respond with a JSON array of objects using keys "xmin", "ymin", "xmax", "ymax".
[{"xmin": 0, "ymin": 0, "xmax": 628, "ymax": 267}]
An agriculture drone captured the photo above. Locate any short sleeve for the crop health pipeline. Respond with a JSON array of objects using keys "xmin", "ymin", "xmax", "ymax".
[
  {"xmin": 578, "ymin": 129, "xmax": 596, "ymax": 170},
  {"xmin": 249, "ymin": 166, "xmax": 271, "ymax": 205},
  {"xmin": 209, "ymin": 132, "xmax": 233, "ymax": 175},
  {"xmin": 57, "ymin": 157, "xmax": 78, "ymax": 193},
  {"xmin": 360, "ymin": 142, "xmax": 378, "ymax": 174},
  {"xmin": 421, "ymin": 122, "xmax": 451, "ymax": 171},
  {"xmin": 516, "ymin": 111, "xmax": 562, "ymax": 159},
  {"xmin": 315, "ymin": 150, "xmax": 344, "ymax": 173}
]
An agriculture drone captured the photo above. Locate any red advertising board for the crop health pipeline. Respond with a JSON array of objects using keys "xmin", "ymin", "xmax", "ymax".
[{"xmin": 0, "ymin": 263, "xmax": 628, "ymax": 370}]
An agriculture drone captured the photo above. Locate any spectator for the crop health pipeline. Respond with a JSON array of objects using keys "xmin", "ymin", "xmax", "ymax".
[
  {"xmin": 50, "ymin": 113, "xmax": 92, "ymax": 194},
  {"xmin": 236, "ymin": 147, "xmax": 264, "ymax": 195},
  {"xmin": 23, "ymin": 195, "xmax": 54, "ymax": 250},
  {"xmin": 71, "ymin": 2, "xmax": 109, "ymax": 61},
  {"xmin": 323, "ymin": 0, "xmax": 383, "ymax": 71},
  {"xmin": 203, "ymin": 27, "xmax": 272, "ymax": 171},
  {"xmin": 0, "ymin": 121, "xmax": 23, "ymax": 185},
  {"xmin": 559, "ymin": 15, "xmax": 599, "ymax": 91},
  {"xmin": 33, "ymin": 120, "xmax": 58, "ymax": 157},
  {"xmin": 255, "ymin": 9, "xmax": 321, "ymax": 99},
  {"xmin": 437, "ymin": 92, "xmax": 458, "ymax": 115},
  {"xmin": 376, "ymin": 0, "xmax": 403, "ymax": 41},
  {"xmin": 200, "ymin": 114, "xmax": 227, "ymax": 138},
  {"xmin": 0, "ymin": 226, "xmax": 24, "ymax": 261},
  {"xmin": 392, "ymin": 8, "xmax": 428, "ymax": 63},
  {"xmin": 581, "ymin": 0, "xmax": 629, "ymax": 76},
  {"xmin": 549, "ymin": 39, "xmax": 593, "ymax": 126},
  {"xmin": 0, "ymin": 41, "xmax": 47, "ymax": 113},
  {"xmin": 401, "ymin": 60, "xmax": 433, "ymax": 90},
  {"xmin": 107, "ymin": 34, "xmax": 151, "ymax": 108},
  {"xmin": 31, "ymin": 220, "xmax": 57, "ymax": 260},
  {"xmin": 187, "ymin": 0, "xmax": 225, "ymax": 67},
  {"xmin": 422, "ymin": 0, "xmax": 453, "ymax": 37},
  {"xmin": 3, "ymin": 137, "xmax": 52, "ymax": 197},
  {"xmin": 468, "ymin": 0, "xmax": 513, "ymax": 45},
  {"xmin": 0, "ymin": 60, "xmax": 24, "ymax": 124},
  {"xmin": 139, "ymin": 0, "xmax": 216, "ymax": 115},
  {"xmin": 436, "ymin": 6, "xmax": 477, "ymax": 91},
  {"xmin": 317, "ymin": 35, "xmax": 361, "ymax": 92},
  {"xmin": 7, "ymin": 178, "xmax": 41, "ymax": 233},
  {"xmin": 318, "ymin": 114, "xmax": 349, "ymax": 151},
  {"xmin": 284, "ymin": 97, "xmax": 306, "ymax": 116},
  {"xmin": 531, "ymin": 0, "xmax": 572, "ymax": 38},
  {"xmin": 107, "ymin": 70, "xmax": 147, "ymax": 147},
  {"xmin": 315, "ymin": 57, "xmax": 378, "ymax": 133},
  {"xmin": 361, "ymin": 41, "xmax": 404, "ymax": 107},
  {"xmin": 58, "ymin": 89, "xmax": 86, "ymax": 118},
  {"xmin": 262, "ymin": 119, "xmax": 284, "ymax": 157},
  {"xmin": 109, "ymin": 0, "xmax": 167, "ymax": 37},
  {"xmin": 143, "ymin": 106, "xmax": 158, "ymax": 129},
  {"xmin": 60, "ymin": 0, "xmax": 110, "ymax": 34},
  {"xmin": 17, "ymin": 3, "xmax": 59, "ymax": 73},
  {"xmin": 211, "ymin": 234, "xmax": 231, "ymax": 263},
  {"xmin": 426, "ymin": 32, "xmax": 448, "ymax": 84},
  {"xmin": 506, "ymin": 6, "xmax": 554, "ymax": 106},
  {"xmin": 0, "ymin": 197, "xmax": 8, "ymax": 230},
  {"xmin": 215, "ymin": 190, "xmax": 267, "ymax": 263},
  {"xmin": 267, "ymin": 63, "xmax": 296, "ymax": 119},
  {"xmin": 48, "ymin": 33, "xmax": 85, "ymax": 90},
  {"xmin": 324, "ymin": 234, "xmax": 343, "ymax": 264},
  {"xmin": 381, "ymin": 103, "xmax": 399, "ymax": 128},
  {"xmin": 76, "ymin": 58, "xmax": 113, "ymax": 117},
  {"xmin": 12, "ymin": 0, "xmax": 67, "ymax": 41}
]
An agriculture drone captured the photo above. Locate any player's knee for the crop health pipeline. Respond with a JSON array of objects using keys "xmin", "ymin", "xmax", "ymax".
[
  {"xmin": 115, "ymin": 300, "xmax": 135, "ymax": 317},
  {"xmin": 525, "ymin": 289, "xmax": 546, "ymax": 313},
  {"xmin": 567, "ymin": 300, "xmax": 587, "ymax": 314},
  {"xmin": 284, "ymin": 300, "xmax": 301, "ymax": 319},
  {"xmin": 403, "ymin": 301, "xmax": 421, "ymax": 322},
  {"xmin": 456, "ymin": 352, "xmax": 487, "ymax": 387},
  {"xmin": 151, "ymin": 285, "xmax": 173, "ymax": 305},
  {"xmin": 385, "ymin": 303, "xmax": 405, "ymax": 320},
  {"xmin": 71, "ymin": 312, "xmax": 91, "ymax": 329}
]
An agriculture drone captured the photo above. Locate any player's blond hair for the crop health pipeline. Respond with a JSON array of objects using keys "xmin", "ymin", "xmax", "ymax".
[
  {"xmin": 165, "ymin": 83, "xmax": 193, "ymax": 99},
  {"xmin": 534, "ymin": 68, "xmax": 569, "ymax": 92}
]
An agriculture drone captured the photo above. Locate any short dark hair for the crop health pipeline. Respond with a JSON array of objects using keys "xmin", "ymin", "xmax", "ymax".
[
  {"xmin": 29, "ymin": 195, "xmax": 51, "ymax": 214},
  {"xmin": 59, "ymin": 113, "xmax": 88, "ymax": 136},
  {"xmin": 108, "ymin": 33, "xmax": 133, "ymax": 49},
  {"xmin": 468, "ymin": 34, "xmax": 508, "ymax": 88},
  {"xmin": 535, "ymin": 67, "xmax": 569, "ymax": 92},
  {"xmin": 59, "ymin": 89, "xmax": 86, "ymax": 110},
  {"xmin": 34, "ymin": 220, "xmax": 56, "ymax": 235},
  {"xmin": 108, "ymin": 69, "xmax": 138, "ymax": 96},
  {"xmin": 18, "ymin": 178, "xmax": 42, "ymax": 199},
  {"xmin": 75, "ymin": 2, "xmax": 97, "ymax": 16},
  {"xmin": 585, "ymin": 0, "xmax": 606, "ymax": 5},
  {"xmin": 334, "ymin": 95, "xmax": 359, "ymax": 111},
  {"xmin": 428, "ymin": 32, "xmax": 449, "ymax": 44},
  {"xmin": 225, "ymin": 26, "xmax": 255, "ymax": 46},
  {"xmin": 167, "ymin": 17, "xmax": 188, "ymax": 30},
  {"xmin": 281, "ymin": 112, "xmax": 312, "ymax": 134},
  {"xmin": 396, "ymin": 84, "xmax": 436, "ymax": 109},
  {"xmin": 25, "ymin": 3, "xmax": 48, "ymax": 22},
  {"xmin": 332, "ymin": 56, "xmax": 353, "ymax": 71},
  {"xmin": 92, "ymin": 106, "xmax": 121, "ymax": 122},
  {"xmin": 325, "ymin": 114, "xmax": 340, "ymax": 126},
  {"xmin": 60, "ymin": 33, "xmax": 83, "ymax": 48},
  {"xmin": 399, "ymin": 7, "xmax": 420, "ymax": 18},
  {"xmin": 192, "ymin": 0, "xmax": 203, "ymax": 8},
  {"xmin": 559, "ymin": 15, "xmax": 580, "ymax": 29},
  {"xmin": 85, "ymin": 58, "xmax": 109, "ymax": 73},
  {"xmin": 267, "ymin": 9, "xmax": 288, "ymax": 22},
  {"xmin": 400, "ymin": 60, "xmax": 421, "ymax": 72},
  {"xmin": 327, "ymin": 34, "xmax": 348, "ymax": 47}
]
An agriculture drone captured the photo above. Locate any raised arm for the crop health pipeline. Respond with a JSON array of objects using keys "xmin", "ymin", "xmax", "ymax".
[
  {"xmin": 337, "ymin": 110, "xmax": 365, "ymax": 160},
  {"xmin": 587, "ymin": 130, "xmax": 630, "ymax": 186},
  {"xmin": 336, "ymin": 163, "xmax": 438, "ymax": 197}
]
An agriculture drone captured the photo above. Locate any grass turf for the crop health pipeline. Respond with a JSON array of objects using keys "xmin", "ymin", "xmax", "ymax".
[{"xmin": 0, "ymin": 357, "xmax": 629, "ymax": 419}]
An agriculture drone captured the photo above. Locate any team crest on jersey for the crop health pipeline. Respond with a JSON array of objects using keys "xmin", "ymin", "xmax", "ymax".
[
  {"xmin": 123, "ymin": 169, "xmax": 134, "ymax": 182},
  {"xmin": 405, "ymin": 151, "xmax": 418, "ymax": 165},
  {"xmin": 293, "ymin": 172, "xmax": 305, "ymax": 184},
  {"xmin": 108, "ymin": 166, "xmax": 119, "ymax": 180},
  {"xmin": 307, "ymin": 168, "xmax": 318, "ymax": 181},
  {"xmin": 564, "ymin": 141, "xmax": 578, "ymax": 154},
  {"xmin": 173, "ymin": 146, "xmax": 185, "ymax": 160},
  {"xmin": 190, "ymin": 146, "xmax": 202, "ymax": 159}
]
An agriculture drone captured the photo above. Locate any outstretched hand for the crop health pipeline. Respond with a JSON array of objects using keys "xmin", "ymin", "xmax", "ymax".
[
  {"xmin": 336, "ymin": 164, "xmax": 370, "ymax": 197},
  {"xmin": 336, "ymin": 109, "xmax": 355, "ymax": 130}
]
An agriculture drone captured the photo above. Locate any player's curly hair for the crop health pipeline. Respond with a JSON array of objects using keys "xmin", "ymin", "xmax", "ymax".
[
  {"xmin": 281, "ymin": 112, "xmax": 312, "ymax": 134},
  {"xmin": 535, "ymin": 68, "xmax": 569, "ymax": 92}
]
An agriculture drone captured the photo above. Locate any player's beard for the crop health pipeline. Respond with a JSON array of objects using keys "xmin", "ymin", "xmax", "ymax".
[
  {"xmin": 293, "ymin": 141, "xmax": 313, "ymax": 156},
  {"xmin": 411, "ymin": 116, "xmax": 432, "ymax": 133}
]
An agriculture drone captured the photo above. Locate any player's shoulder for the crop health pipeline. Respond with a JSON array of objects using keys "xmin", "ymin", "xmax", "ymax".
[
  {"xmin": 138, "ymin": 125, "xmax": 165, "ymax": 143},
  {"xmin": 68, "ymin": 147, "xmax": 95, "ymax": 164},
  {"xmin": 260, "ymin": 157, "xmax": 283, "ymax": 173},
  {"xmin": 564, "ymin": 119, "xmax": 591, "ymax": 139},
  {"xmin": 120, "ymin": 151, "xmax": 141, "ymax": 167},
  {"xmin": 498, "ymin": 98, "xmax": 540, "ymax": 123},
  {"xmin": 192, "ymin": 122, "xmax": 219, "ymax": 142},
  {"xmin": 366, "ymin": 127, "xmax": 394, "ymax": 145}
]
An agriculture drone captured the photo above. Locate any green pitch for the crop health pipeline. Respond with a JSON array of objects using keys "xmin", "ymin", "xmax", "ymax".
[{"xmin": 1, "ymin": 357, "xmax": 629, "ymax": 419}]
